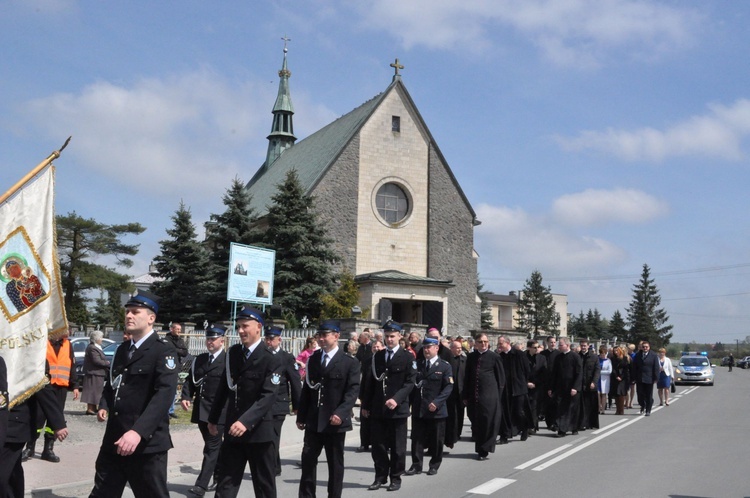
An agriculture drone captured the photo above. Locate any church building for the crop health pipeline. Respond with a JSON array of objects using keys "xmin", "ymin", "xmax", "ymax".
[{"xmin": 246, "ymin": 47, "xmax": 481, "ymax": 334}]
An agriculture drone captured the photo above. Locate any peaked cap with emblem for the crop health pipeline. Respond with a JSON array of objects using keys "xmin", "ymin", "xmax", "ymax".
[
  {"xmin": 124, "ymin": 290, "xmax": 161, "ymax": 314},
  {"xmin": 318, "ymin": 320, "xmax": 341, "ymax": 333},
  {"xmin": 265, "ymin": 325, "xmax": 284, "ymax": 337},
  {"xmin": 383, "ymin": 320, "xmax": 403, "ymax": 333},
  {"xmin": 236, "ymin": 306, "xmax": 265, "ymax": 326},
  {"xmin": 205, "ymin": 324, "xmax": 227, "ymax": 338}
]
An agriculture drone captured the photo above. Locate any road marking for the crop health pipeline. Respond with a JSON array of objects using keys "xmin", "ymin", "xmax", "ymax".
[
  {"xmin": 467, "ymin": 478, "xmax": 516, "ymax": 495},
  {"xmin": 515, "ymin": 444, "xmax": 573, "ymax": 469},
  {"xmin": 591, "ymin": 418, "xmax": 627, "ymax": 435}
]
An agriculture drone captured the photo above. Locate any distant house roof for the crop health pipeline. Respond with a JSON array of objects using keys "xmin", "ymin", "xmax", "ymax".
[
  {"xmin": 355, "ymin": 270, "xmax": 453, "ymax": 288},
  {"xmin": 483, "ymin": 292, "xmax": 519, "ymax": 304},
  {"xmin": 131, "ymin": 273, "xmax": 163, "ymax": 285}
]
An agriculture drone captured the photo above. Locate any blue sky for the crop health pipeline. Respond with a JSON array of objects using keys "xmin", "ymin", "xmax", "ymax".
[{"xmin": 2, "ymin": 1, "xmax": 749, "ymax": 344}]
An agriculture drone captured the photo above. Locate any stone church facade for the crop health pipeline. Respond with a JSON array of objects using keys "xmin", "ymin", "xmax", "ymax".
[{"xmin": 246, "ymin": 51, "xmax": 480, "ymax": 335}]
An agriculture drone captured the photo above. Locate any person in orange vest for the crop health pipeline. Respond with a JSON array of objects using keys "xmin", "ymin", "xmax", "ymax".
[{"xmin": 22, "ymin": 330, "xmax": 78, "ymax": 463}]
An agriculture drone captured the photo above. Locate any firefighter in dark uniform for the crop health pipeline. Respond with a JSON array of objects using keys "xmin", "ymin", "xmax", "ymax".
[
  {"xmin": 264, "ymin": 325, "xmax": 301, "ymax": 477},
  {"xmin": 297, "ymin": 320, "xmax": 360, "ymax": 498},
  {"xmin": 181, "ymin": 324, "xmax": 229, "ymax": 496},
  {"xmin": 208, "ymin": 306, "xmax": 282, "ymax": 498},
  {"xmin": 405, "ymin": 337, "xmax": 454, "ymax": 476},
  {"xmin": 90, "ymin": 290, "xmax": 179, "ymax": 498},
  {"xmin": 362, "ymin": 321, "xmax": 416, "ymax": 492}
]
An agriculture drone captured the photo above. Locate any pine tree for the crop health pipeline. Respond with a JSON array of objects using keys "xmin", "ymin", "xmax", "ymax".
[
  {"xmin": 515, "ymin": 270, "xmax": 558, "ymax": 336},
  {"xmin": 204, "ymin": 177, "xmax": 260, "ymax": 320},
  {"xmin": 568, "ymin": 310, "xmax": 589, "ymax": 338},
  {"xmin": 625, "ymin": 264, "xmax": 673, "ymax": 347},
  {"xmin": 262, "ymin": 170, "xmax": 338, "ymax": 321},
  {"xmin": 609, "ymin": 310, "xmax": 627, "ymax": 343},
  {"xmin": 91, "ymin": 288, "xmax": 125, "ymax": 328},
  {"xmin": 478, "ymin": 274, "xmax": 493, "ymax": 329},
  {"xmin": 151, "ymin": 201, "xmax": 211, "ymax": 324}
]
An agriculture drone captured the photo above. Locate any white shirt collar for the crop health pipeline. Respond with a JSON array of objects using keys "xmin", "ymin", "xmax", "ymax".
[
  {"xmin": 323, "ymin": 346, "xmax": 339, "ymax": 359},
  {"xmin": 246, "ymin": 338, "xmax": 262, "ymax": 355},
  {"xmin": 132, "ymin": 330, "xmax": 155, "ymax": 349}
]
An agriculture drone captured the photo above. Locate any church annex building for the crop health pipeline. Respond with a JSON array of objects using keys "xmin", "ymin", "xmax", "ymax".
[{"xmin": 246, "ymin": 49, "xmax": 481, "ymax": 335}]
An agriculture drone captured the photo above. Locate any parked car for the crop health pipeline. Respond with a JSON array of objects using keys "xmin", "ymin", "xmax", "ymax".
[
  {"xmin": 721, "ymin": 356, "xmax": 731, "ymax": 366},
  {"xmin": 71, "ymin": 336, "xmax": 115, "ymax": 378},
  {"xmin": 737, "ymin": 356, "xmax": 750, "ymax": 369}
]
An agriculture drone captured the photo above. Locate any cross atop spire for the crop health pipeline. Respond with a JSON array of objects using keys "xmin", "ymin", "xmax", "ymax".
[
  {"xmin": 390, "ymin": 58, "xmax": 404, "ymax": 80},
  {"xmin": 282, "ymin": 34, "xmax": 291, "ymax": 53}
]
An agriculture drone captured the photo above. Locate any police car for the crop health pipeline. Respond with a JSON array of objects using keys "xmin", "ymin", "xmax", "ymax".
[{"xmin": 673, "ymin": 352, "xmax": 714, "ymax": 386}]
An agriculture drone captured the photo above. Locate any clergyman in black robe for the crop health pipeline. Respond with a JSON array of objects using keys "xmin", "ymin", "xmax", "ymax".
[{"xmin": 548, "ymin": 338, "xmax": 582, "ymax": 437}]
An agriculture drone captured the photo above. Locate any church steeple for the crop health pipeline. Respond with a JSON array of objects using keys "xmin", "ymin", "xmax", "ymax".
[{"xmin": 265, "ymin": 36, "xmax": 296, "ymax": 166}]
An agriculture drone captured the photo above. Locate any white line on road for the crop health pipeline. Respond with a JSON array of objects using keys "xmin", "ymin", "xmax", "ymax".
[
  {"xmin": 591, "ymin": 418, "xmax": 628, "ymax": 435},
  {"xmin": 515, "ymin": 443, "xmax": 573, "ymax": 469},
  {"xmin": 467, "ymin": 478, "xmax": 516, "ymax": 495}
]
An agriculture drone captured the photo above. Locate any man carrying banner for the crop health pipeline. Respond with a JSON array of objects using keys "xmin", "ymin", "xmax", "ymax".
[{"xmin": 90, "ymin": 290, "xmax": 179, "ymax": 497}]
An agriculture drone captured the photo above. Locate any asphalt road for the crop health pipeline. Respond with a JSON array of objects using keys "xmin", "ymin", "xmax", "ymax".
[{"xmin": 25, "ymin": 365, "xmax": 746, "ymax": 497}]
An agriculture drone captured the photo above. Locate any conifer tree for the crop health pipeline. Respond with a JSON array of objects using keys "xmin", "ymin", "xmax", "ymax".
[
  {"xmin": 625, "ymin": 264, "xmax": 673, "ymax": 347},
  {"xmin": 609, "ymin": 310, "xmax": 627, "ymax": 342},
  {"xmin": 515, "ymin": 270, "xmax": 558, "ymax": 336},
  {"xmin": 152, "ymin": 201, "xmax": 211, "ymax": 324},
  {"xmin": 262, "ymin": 170, "xmax": 338, "ymax": 321},
  {"xmin": 204, "ymin": 177, "xmax": 260, "ymax": 320},
  {"xmin": 478, "ymin": 275, "xmax": 493, "ymax": 329}
]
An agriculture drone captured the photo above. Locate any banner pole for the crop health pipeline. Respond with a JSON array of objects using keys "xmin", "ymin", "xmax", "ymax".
[{"xmin": 0, "ymin": 137, "xmax": 71, "ymax": 205}]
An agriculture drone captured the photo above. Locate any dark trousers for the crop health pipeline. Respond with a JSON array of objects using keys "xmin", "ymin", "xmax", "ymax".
[
  {"xmin": 410, "ymin": 417, "xmax": 446, "ymax": 471},
  {"xmin": 89, "ymin": 450, "xmax": 169, "ymax": 498},
  {"xmin": 527, "ymin": 388, "xmax": 540, "ymax": 431},
  {"xmin": 359, "ymin": 408, "xmax": 372, "ymax": 448},
  {"xmin": 31, "ymin": 384, "xmax": 67, "ymax": 443},
  {"xmin": 299, "ymin": 430, "xmax": 346, "ymax": 498},
  {"xmin": 370, "ymin": 417, "xmax": 407, "ymax": 484},
  {"xmin": 445, "ymin": 394, "xmax": 464, "ymax": 446},
  {"xmin": 0, "ymin": 442, "xmax": 24, "ymax": 498},
  {"xmin": 636, "ymin": 382, "xmax": 655, "ymax": 413},
  {"xmin": 272, "ymin": 416, "xmax": 285, "ymax": 475},
  {"xmin": 196, "ymin": 422, "xmax": 223, "ymax": 489},
  {"xmin": 215, "ymin": 440, "xmax": 276, "ymax": 498}
]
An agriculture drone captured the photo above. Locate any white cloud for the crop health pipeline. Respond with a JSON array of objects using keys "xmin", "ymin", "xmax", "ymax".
[
  {"xmin": 552, "ymin": 188, "xmax": 669, "ymax": 226},
  {"xmin": 556, "ymin": 99, "xmax": 750, "ymax": 161},
  {"xmin": 356, "ymin": 0, "xmax": 700, "ymax": 66},
  {"xmin": 20, "ymin": 69, "xmax": 338, "ymax": 196},
  {"xmin": 475, "ymin": 203, "xmax": 627, "ymax": 275}
]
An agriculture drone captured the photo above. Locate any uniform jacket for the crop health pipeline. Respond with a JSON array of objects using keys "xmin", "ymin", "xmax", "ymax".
[
  {"xmin": 99, "ymin": 333, "xmax": 178, "ymax": 454},
  {"xmin": 580, "ymin": 351, "xmax": 601, "ymax": 391},
  {"xmin": 181, "ymin": 350, "xmax": 228, "ymax": 425},
  {"xmin": 411, "ymin": 357, "xmax": 453, "ymax": 419},
  {"xmin": 633, "ymin": 351, "xmax": 661, "ymax": 384},
  {"xmin": 163, "ymin": 333, "xmax": 188, "ymax": 361},
  {"xmin": 271, "ymin": 348, "xmax": 301, "ymax": 417},
  {"xmin": 297, "ymin": 349, "xmax": 360, "ymax": 433},
  {"xmin": 209, "ymin": 342, "xmax": 282, "ymax": 443},
  {"xmin": 361, "ymin": 347, "xmax": 416, "ymax": 419}
]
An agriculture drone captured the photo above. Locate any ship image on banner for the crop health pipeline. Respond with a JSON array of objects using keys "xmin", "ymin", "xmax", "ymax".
[{"xmin": 0, "ymin": 140, "xmax": 70, "ymax": 407}]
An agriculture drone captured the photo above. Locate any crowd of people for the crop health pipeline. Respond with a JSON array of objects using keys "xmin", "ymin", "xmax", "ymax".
[{"xmin": 0, "ymin": 288, "xmax": 674, "ymax": 497}]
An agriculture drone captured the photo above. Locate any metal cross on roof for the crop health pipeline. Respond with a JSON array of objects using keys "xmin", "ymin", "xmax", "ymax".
[
  {"xmin": 282, "ymin": 34, "xmax": 291, "ymax": 52},
  {"xmin": 390, "ymin": 58, "xmax": 404, "ymax": 76}
]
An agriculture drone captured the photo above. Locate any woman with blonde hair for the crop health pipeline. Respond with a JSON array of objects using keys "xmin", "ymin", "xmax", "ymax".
[
  {"xmin": 610, "ymin": 346, "xmax": 631, "ymax": 415},
  {"xmin": 657, "ymin": 348, "xmax": 674, "ymax": 406}
]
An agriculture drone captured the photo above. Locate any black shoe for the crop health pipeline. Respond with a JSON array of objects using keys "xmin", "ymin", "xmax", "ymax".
[
  {"xmin": 640, "ymin": 408, "xmax": 644, "ymax": 415},
  {"xmin": 387, "ymin": 482, "xmax": 401, "ymax": 492},
  {"xmin": 276, "ymin": 468, "xmax": 282, "ymax": 476},
  {"xmin": 427, "ymin": 468, "xmax": 438, "ymax": 476},
  {"xmin": 368, "ymin": 481, "xmax": 386, "ymax": 491},
  {"xmin": 188, "ymin": 486, "xmax": 206, "ymax": 497},
  {"xmin": 206, "ymin": 481, "xmax": 217, "ymax": 491},
  {"xmin": 40, "ymin": 451, "xmax": 60, "ymax": 463},
  {"xmin": 21, "ymin": 447, "xmax": 34, "ymax": 462},
  {"xmin": 557, "ymin": 431, "xmax": 566, "ymax": 437},
  {"xmin": 404, "ymin": 466, "xmax": 422, "ymax": 476},
  {"xmin": 477, "ymin": 452, "xmax": 489, "ymax": 461},
  {"xmin": 645, "ymin": 411, "xmax": 651, "ymax": 416},
  {"xmin": 356, "ymin": 445, "xmax": 370, "ymax": 453},
  {"xmin": 572, "ymin": 431, "xmax": 579, "ymax": 435},
  {"xmin": 169, "ymin": 413, "xmax": 178, "ymax": 419},
  {"xmin": 520, "ymin": 431, "xmax": 528, "ymax": 441},
  {"xmin": 498, "ymin": 436, "xmax": 508, "ymax": 445}
]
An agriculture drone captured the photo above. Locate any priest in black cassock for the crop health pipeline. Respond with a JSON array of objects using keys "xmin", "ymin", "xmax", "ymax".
[
  {"xmin": 462, "ymin": 333, "xmax": 505, "ymax": 460},
  {"xmin": 548, "ymin": 337, "xmax": 582, "ymax": 437},
  {"xmin": 497, "ymin": 337, "xmax": 533, "ymax": 444},
  {"xmin": 525, "ymin": 340, "xmax": 547, "ymax": 433},
  {"xmin": 445, "ymin": 339, "xmax": 466, "ymax": 449},
  {"xmin": 577, "ymin": 340, "xmax": 601, "ymax": 431},
  {"xmin": 540, "ymin": 336, "xmax": 560, "ymax": 431}
]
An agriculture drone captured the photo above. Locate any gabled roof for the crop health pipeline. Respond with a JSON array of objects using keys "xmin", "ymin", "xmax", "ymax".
[
  {"xmin": 355, "ymin": 270, "xmax": 453, "ymax": 288},
  {"xmin": 246, "ymin": 77, "xmax": 477, "ymax": 221}
]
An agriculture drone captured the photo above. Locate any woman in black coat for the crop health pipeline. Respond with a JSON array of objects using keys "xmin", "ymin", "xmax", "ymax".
[
  {"xmin": 81, "ymin": 330, "xmax": 109, "ymax": 415},
  {"xmin": 609, "ymin": 346, "xmax": 631, "ymax": 415}
]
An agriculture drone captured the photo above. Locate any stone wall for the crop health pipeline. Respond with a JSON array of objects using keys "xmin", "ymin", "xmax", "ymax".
[{"xmin": 427, "ymin": 145, "xmax": 480, "ymax": 335}]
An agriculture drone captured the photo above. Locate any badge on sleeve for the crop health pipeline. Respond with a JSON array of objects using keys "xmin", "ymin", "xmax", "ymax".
[
  {"xmin": 165, "ymin": 356, "xmax": 177, "ymax": 370},
  {"xmin": 271, "ymin": 373, "xmax": 281, "ymax": 385},
  {"xmin": 412, "ymin": 361, "xmax": 417, "ymax": 371}
]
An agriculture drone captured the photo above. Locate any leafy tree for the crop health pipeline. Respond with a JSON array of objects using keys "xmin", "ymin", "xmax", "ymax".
[
  {"xmin": 204, "ymin": 177, "xmax": 260, "ymax": 320},
  {"xmin": 625, "ymin": 264, "xmax": 673, "ymax": 347},
  {"xmin": 609, "ymin": 310, "xmax": 627, "ymax": 342},
  {"xmin": 320, "ymin": 271, "xmax": 370, "ymax": 319},
  {"xmin": 151, "ymin": 202, "xmax": 211, "ymax": 324},
  {"xmin": 57, "ymin": 212, "xmax": 144, "ymax": 325},
  {"xmin": 261, "ymin": 170, "xmax": 338, "ymax": 321},
  {"xmin": 515, "ymin": 270, "xmax": 558, "ymax": 336},
  {"xmin": 478, "ymin": 275, "xmax": 493, "ymax": 329}
]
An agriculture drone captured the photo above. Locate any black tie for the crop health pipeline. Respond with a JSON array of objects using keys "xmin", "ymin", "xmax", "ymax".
[
  {"xmin": 322, "ymin": 353, "xmax": 329, "ymax": 367},
  {"xmin": 243, "ymin": 347, "xmax": 250, "ymax": 359},
  {"xmin": 127, "ymin": 344, "xmax": 135, "ymax": 360},
  {"xmin": 208, "ymin": 355, "xmax": 214, "ymax": 364},
  {"xmin": 386, "ymin": 350, "xmax": 393, "ymax": 363}
]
